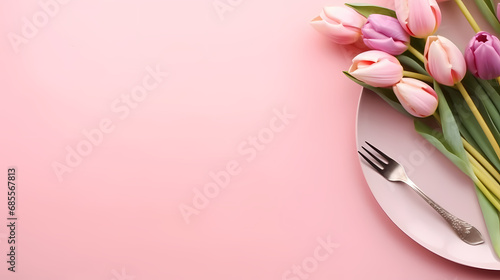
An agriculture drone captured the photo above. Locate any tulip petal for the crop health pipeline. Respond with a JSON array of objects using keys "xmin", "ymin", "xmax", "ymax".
[
  {"xmin": 310, "ymin": 6, "xmax": 366, "ymax": 44},
  {"xmin": 395, "ymin": 0, "xmax": 441, "ymax": 38},
  {"xmin": 310, "ymin": 19, "xmax": 361, "ymax": 44},
  {"xmin": 395, "ymin": 0, "xmax": 410, "ymax": 32},
  {"xmin": 439, "ymin": 36, "xmax": 466, "ymax": 83},
  {"xmin": 362, "ymin": 25, "xmax": 386, "ymax": 39},
  {"xmin": 363, "ymin": 38, "xmax": 408, "ymax": 55},
  {"xmin": 393, "ymin": 78, "xmax": 438, "ymax": 117},
  {"xmin": 464, "ymin": 47, "xmax": 478, "ymax": 76},
  {"xmin": 427, "ymin": 41, "xmax": 454, "ymax": 86},
  {"xmin": 484, "ymin": 33, "xmax": 500, "ymax": 60},
  {"xmin": 351, "ymin": 49, "xmax": 400, "ymax": 64},
  {"xmin": 425, "ymin": 36, "xmax": 465, "ymax": 86},
  {"xmin": 322, "ymin": 6, "xmax": 366, "ymax": 28},
  {"xmin": 351, "ymin": 59, "xmax": 403, "ymax": 87},
  {"xmin": 408, "ymin": 0, "xmax": 437, "ymax": 37},
  {"xmin": 349, "ymin": 51, "xmax": 404, "ymax": 87},
  {"xmin": 474, "ymin": 43, "xmax": 500, "ymax": 79},
  {"xmin": 361, "ymin": 14, "xmax": 410, "ymax": 54},
  {"xmin": 430, "ymin": 0, "xmax": 442, "ymax": 30},
  {"xmin": 367, "ymin": 14, "xmax": 410, "ymax": 42}
]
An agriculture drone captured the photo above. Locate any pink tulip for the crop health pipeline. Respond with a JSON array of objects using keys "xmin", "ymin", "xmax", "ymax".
[
  {"xmin": 395, "ymin": 0, "xmax": 442, "ymax": 38},
  {"xmin": 424, "ymin": 36, "xmax": 466, "ymax": 86},
  {"xmin": 393, "ymin": 78, "xmax": 438, "ymax": 117},
  {"xmin": 362, "ymin": 14, "xmax": 410, "ymax": 55},
  {"xmin": 310, "ymin": 6, "xmax": 367, "ymax": 44},
  {"xmin": 348, "ymin": 50, "xmax": 404, "ymax": 87}
]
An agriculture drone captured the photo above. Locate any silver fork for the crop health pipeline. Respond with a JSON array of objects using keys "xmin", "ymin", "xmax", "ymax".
[{"xmin": 358, "ymin": 141, "xmax": 484, "ymax": 245}]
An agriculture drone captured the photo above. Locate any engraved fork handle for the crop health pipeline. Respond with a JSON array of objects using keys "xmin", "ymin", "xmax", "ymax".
[{"xmin": 403, "ymin": 178, "xmax": 484, "ymax": 245}]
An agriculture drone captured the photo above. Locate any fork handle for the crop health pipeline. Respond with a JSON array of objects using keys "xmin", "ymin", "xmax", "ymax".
[{"xmin": 403, "ymin": 179, "xmax": 484, "ymax": 245}]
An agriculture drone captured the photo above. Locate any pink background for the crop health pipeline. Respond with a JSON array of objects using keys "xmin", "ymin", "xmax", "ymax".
[{"xmin": 1, "ymin": 0, "xmax": 500, "ymax": 279}]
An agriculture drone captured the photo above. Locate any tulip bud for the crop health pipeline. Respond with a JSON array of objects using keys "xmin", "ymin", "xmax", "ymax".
[
  {"xmin": 361, "ymin": 14, "xmax": 410, "ymax": 55},
  {"xmin": 348, "ymin": 50, "xmax": 404, "ymax": 87},
  {"xmin": 393, "ymin": 78, "xmax": 438, "ymax": 117},
  {"xmin": 395, "ymin": 0, "xmax": 442, "ymax": 38},
  {"xmin": 424, "ymin": 35, "xmax": 466, "ymax": 86},
  {"xmin": 464, "ymin": 31, "xmax": 500, "ymax": 80},
  {"xmin": 310, "ymin": 6, "xmax": 366, "ymax": 44}
]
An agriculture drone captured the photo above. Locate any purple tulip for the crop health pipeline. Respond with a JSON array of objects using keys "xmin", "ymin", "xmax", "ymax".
[
  {"xmin": 464, "ymin": 31, "xmax": 500, "ymax": 80},
  {"xmin": 361, "ymin": 14, "xmax": 410, "ymax": 55}
]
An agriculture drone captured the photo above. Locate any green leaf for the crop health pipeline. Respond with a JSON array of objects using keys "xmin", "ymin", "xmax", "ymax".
[
  {"xmin": 473, "ymin": 0, "xmax": 500, "ymax": 35},
  {"xmin": 488, "ymin": 79, "xmax": 500, "ymax": 93},
  {"xmin": 477, "ymin": 78, "xmax": 500, "ymax": 113},
  {"xmin": 481, "ymin": 0, "xmax": 496, "ymax": 14},
  {"xmin": 456, "ymin": 115, "xmax": 481, "ymax": 153},
  {"xmin": 344, "ymin": 3, "xmax": 397, "ymax": 18},
  {"xmin": 462, "ymin": 75, "xmax": 500, "ymax": 144},
  {"xmin": 475, "ymin": 187, "xmax": 500, "ymax": 256},
  {"xmin": 472, "ymin": 95, "xmax": 500, "ymax": 157},
  {"xmin": 397, "ymin": 55, "xmax": 427, "ymax": 75},
  {"xmin": 343, "ymin": 71, "xmax": 409, "ymax": 116},
  {"xmin": 434, "ymin": 82, "xmax": 474, "ymax": 174},
  {"xmin": 414, "ymin": 120, "xmax": 475, "ymax": 178},
  {"xmin": 446, "ymin": 88, "xmax": 500, "ymax": 171},
  {"xmin": 471, "ymin": 0, "xmax": 495, "ymax": 13}
]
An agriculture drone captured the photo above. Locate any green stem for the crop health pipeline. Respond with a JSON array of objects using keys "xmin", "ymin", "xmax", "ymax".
[
  {"xmin": 403, "ymin": 71, "xmax": 433, "ymax": 83},
  {"xmin": 407, "ymin": 45, "xmax": 426, "ymax": 63},
  {"xmin": 473, "ymin": 174, "xmax": 500, "ymax": 212},
  {"xmin": 456, "ymin": 81, "xmax": 500, "ymax": 161},
  {"xmin": 433, "ymin": 112, "xmax": 500, "ymax": 210},
  {"xmin": 465, "ymin": 141, "xmax": 500, "ymax": 212},
  {"xmin": 453, "ymin": 0, "xmax": 481, "ymax": 33},
  {"xmin": 463, "ymin": 139, "xmax": 500, "ymax": 183}
]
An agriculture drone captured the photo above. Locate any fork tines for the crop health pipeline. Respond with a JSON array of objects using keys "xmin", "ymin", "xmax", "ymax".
[{"xmin": 358, "ymin": 141, "xmax": 390, "ymax": 171}]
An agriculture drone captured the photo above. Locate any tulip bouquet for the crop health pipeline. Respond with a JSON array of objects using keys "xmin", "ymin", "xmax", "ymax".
[{"xmin": 311, "ymin": 0, "xmax": 500, "ymax": 257}]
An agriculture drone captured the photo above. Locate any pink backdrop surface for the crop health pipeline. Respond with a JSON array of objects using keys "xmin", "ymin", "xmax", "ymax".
[{"xmin": 1, "ymin": 0, "xmax": 500, "ymax": 279}]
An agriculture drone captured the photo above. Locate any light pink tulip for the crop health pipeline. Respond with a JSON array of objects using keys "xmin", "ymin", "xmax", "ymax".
[
  {"xmin": 348, "ymin": 50, "xmax": 404, "ymax": 87},
  {"xmin": 395, "ymin": 0, "xmax": 442, "ymax": 38},
  {"xmin": 393, "ymin": 78, "xmax": 438, "ymax": 117},
  {"xmin": 424, "ymin": 36, "xmax": 466, "ymax": 86},
  {"xmin": 310, "ymin": 6, "xmax": 367, "ymax": 44}
]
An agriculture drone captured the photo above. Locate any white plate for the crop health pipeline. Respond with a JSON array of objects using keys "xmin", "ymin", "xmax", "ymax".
[{"xmin": 356, "ymin": 88, "xmax": 500, "ymax": 269}]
